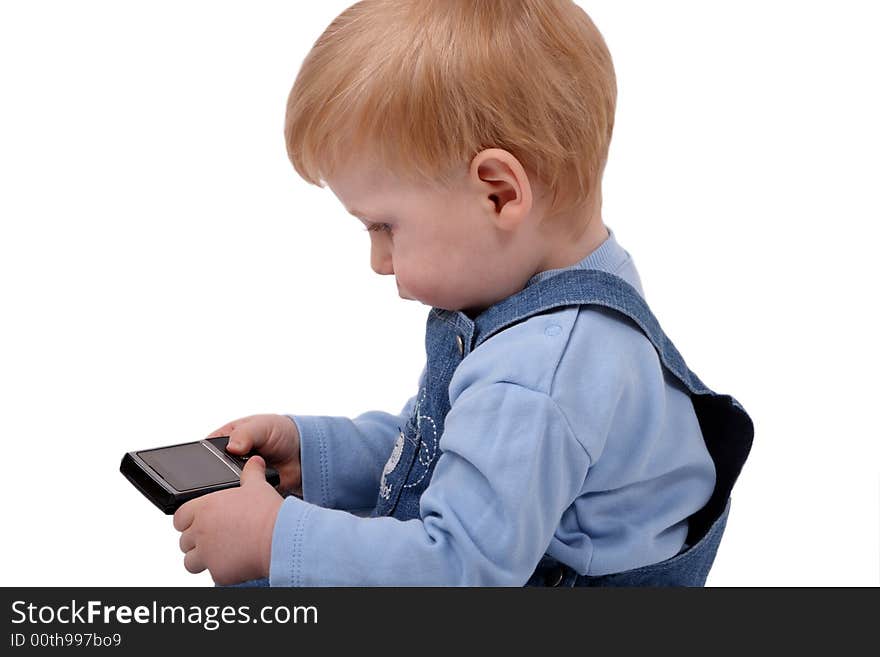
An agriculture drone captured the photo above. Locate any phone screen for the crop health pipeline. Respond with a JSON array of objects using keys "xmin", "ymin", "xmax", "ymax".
[{"xmin": 137, "ymin": 442, "xmax": 238, "ymax": 491}]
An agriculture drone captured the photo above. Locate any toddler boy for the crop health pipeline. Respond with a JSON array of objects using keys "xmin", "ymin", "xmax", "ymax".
[{"xmin": 173, "ymin": 0, "xmax": 753, "ymax": 587}]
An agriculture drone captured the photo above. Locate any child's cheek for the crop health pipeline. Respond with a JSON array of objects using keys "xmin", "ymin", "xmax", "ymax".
[{"xmin": 395, "ymin": 261, "xmax": 442, "ymax": 307}]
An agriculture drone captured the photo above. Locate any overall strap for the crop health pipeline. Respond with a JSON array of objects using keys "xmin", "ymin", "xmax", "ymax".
[{"xmin": 474, "ymin": 269, "xmax": 754, "ymax": 546}]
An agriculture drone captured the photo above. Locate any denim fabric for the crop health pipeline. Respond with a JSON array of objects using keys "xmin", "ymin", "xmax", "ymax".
[
  {"xmin": 221, "ymin": 577, "xmax": 269, "ymax": 587},
  {"xmin": 526, "ymin": 498, "xmax": 732, "ymax": 587},
  {"xmin": 372, "ymin": 269, "xmax": 753, "ymax": 587}
]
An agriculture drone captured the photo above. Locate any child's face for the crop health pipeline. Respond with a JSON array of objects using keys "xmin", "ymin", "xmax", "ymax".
[{"xmin": 324, "ymin": 149, "xmax": 549, "ymax": 316}]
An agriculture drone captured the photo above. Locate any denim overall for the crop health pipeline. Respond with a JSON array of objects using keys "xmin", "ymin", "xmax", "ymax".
[{"xmin": 371, "ymin": 269, "xmax": 754, "ymax": 587}]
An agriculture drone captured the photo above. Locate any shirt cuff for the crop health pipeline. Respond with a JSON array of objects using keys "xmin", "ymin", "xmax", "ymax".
[
  {"xmin": 285, "ymin": 414, "xmax": 331, "ymax": 508},
  {"xmin": 269, "ymin": 495, "xmax": 316, "ymax": 587}
]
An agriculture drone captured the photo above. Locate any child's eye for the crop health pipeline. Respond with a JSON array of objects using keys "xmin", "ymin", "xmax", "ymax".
[{"xmin": 364, "ymin": 223, "xmax": 393, "ymax": 234}]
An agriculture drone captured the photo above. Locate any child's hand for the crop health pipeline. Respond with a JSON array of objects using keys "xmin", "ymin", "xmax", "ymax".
[
  {"xmin": 206, "ymin": 414, "xmax": 302, "ymax": 497},
  {"xmin": 173, "ymin": 455, "xmax": 284, "ymax": 585}
]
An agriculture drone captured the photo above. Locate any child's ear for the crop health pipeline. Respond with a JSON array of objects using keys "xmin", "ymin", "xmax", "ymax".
[
  {"xmin": 470, "ymin": 148, "xmax": 534, "ymax": 230},
  {"xmin": 489, "ymin": 194, "xmax": 501, "ymax": 212}
]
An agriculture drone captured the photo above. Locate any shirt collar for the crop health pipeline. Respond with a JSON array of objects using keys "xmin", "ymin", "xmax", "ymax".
[{"xmin": 526, "ymin": 224, "xmax": 627, "ymax": 288}]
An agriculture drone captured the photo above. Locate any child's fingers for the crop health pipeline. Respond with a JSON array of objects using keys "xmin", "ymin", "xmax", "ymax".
[
  {"xmin": 183, "ymin": 547, "xmax": 206, "ymax": 575},
  {"xmin": 205, "ymin": 416, "xmax": 251, "ymax": 440},
  {"xmin": 179, "ymin": 529, "xmax": 196, "ymax": 554},
  {"xmin": 173, "ymin": 500, "xmax": 197, "ymax": 532},
  {"xmin": 239, "ymin": 455, "xmax": 266, "ymax": 486},
  {"xmin": 226, "ymin": 427, "xmax": 257, "ymax": 453},
  {"xmin": 202, "ymin": 416, "xmax": 268, "ymax": 454}
]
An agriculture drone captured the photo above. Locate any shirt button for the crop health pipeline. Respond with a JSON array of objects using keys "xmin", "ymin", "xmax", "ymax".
[
  {"xmin": 455, "ymin": 334, "xmax": 464, "ymax": 355},
  {"xmin": 546, "ymin": 565, "xmax": 565, "ymax": 587}
]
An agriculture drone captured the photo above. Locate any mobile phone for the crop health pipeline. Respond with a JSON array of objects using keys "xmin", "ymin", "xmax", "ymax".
[{"xmin": 120, "ymin": 436, "xmax": 280, "ymax": 514}]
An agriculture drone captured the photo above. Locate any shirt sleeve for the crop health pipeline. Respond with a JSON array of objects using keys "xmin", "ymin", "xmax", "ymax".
[
  {"xmin": 269, "ymin": 381, "xmax": 592, "ymax": 586},
  {"xmin": 285, "ymin": 365, "xmax": 425, "ymax": 513}
]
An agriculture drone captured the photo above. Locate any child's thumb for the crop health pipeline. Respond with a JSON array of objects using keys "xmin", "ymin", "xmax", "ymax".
[
  {"xmin": 240, "ymin": 454, "xmax": 266, "ymax": 486},
  {"xmin": 226, "ymin": 433, "xmax": 249, "ymax": 453}
]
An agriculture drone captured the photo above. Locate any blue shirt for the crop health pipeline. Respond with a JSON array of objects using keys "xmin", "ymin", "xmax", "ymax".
[{"xmin": 271, "ymin": 225, "xmax": 716, "ymax": 585}]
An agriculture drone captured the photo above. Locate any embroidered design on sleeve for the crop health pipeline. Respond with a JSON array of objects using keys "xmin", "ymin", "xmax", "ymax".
[
  {"xmin": 378, "ymin": 429, "xmax": 406, "ymax": 501},
  {"xmin": 377, "ymin": 385, "xmax": 441, "ymax": 501},
  {"xmin": 403, "ymin": 387, "xmax": 439, "ymax": 489}
]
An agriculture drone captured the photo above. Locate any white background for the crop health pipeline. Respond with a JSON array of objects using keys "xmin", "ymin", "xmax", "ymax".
[{"xmin": 1, "ymin": 0, "xmax": 877, "ymax": 587}]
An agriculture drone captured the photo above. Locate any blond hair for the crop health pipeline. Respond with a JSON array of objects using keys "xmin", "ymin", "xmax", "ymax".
[{"xmin": 284, "ymin": 0, "xmax": 616, "ymax": 231}]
